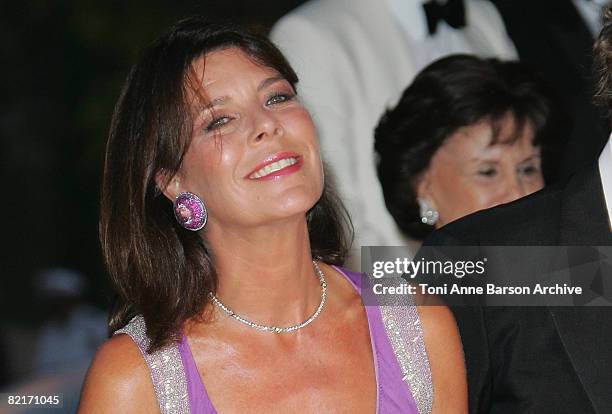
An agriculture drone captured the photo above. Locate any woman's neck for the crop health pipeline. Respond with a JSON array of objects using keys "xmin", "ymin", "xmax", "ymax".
[{"xmin": 203, "ymin": 218, "xmax": 323, "ymax": 329}]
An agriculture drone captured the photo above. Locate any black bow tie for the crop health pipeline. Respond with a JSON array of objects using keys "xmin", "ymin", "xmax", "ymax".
[{"xmin": 423, "ymin": 0, "xmax": 466, "ymax": 35}]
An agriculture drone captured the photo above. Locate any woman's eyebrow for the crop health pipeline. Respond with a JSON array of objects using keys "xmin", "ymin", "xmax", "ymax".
[
  {"xmin": 203, "ymin": 96, "xmax": 229, "ymax": 110},
  {"xmin": 196, "ymin": 76, "xmax": 286, "ymax": 113},
  {"xmin": 469, "ymin": 157, "xmax": 500, "ymax": 163},
  {"xmin": 192, "ymin": 97, "xmax": 228, "ymax": 127},
  {"xmin": 257, "ymin": 75, "xmax": 285, "ymax": 92},
  {"xmin": 518, "ymin": 154, "xmax": 541, "ymax": 163},
  {"xmin": 200, "ymin": 76, "xmax": 285, "ymax": 109}
]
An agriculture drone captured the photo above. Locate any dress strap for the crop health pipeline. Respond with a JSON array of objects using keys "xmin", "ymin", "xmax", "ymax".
[
  {"xmin": 114, "ymin": 316, "xmax": 191, "ymax": 414},
  {"xmin": 332, "ymin": 266, "xmax": 433, "ymax": 414},
  {"xmin": 379, "ymin": 294, "xmax": 434, "ymax": 414}
]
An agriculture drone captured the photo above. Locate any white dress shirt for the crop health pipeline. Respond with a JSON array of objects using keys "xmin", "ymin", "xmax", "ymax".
[
  {"xmin": 271, "ymin": 0, "xmax": 517, "ymax": 252},
  {"xmin": 598, "ymin": 136, "xmax": 612, "ymax": 229}
]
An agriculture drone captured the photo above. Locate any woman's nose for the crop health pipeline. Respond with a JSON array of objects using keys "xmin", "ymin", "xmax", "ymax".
[{"xmin": 250, "ymin": 109, "xmax": 283, "ymax": 144}]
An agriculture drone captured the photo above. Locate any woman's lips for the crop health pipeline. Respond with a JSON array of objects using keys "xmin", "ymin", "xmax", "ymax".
[{"xmin": 246, "ymin": 152, "xmax": 303, "ymax": 180}]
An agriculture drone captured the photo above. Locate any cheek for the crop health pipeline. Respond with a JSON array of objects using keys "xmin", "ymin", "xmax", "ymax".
[
  {"xmin": 285, "ymin": 108, "xmax": 318, "ymax": 144},
  {"xmin": 524, "ymin": 175, "xmax": 545, "ymax": 194},
  {"xmin": 181, "ymin": 140, "xmax": 241, "ymax": 196},
  {"xmin": 429, "ymin": 170, "xmax": 497, "ymax": 221},
  {"xmin": 461, "ymin": 184, "xmax": 502, "ymax": 210},
  {"xmin": 284, "ymin": 108, "xmax": 323, "ymax": 180},
  {"xmin": 445, "ymin": 182, "xmax": 495, "ymax": 216}
]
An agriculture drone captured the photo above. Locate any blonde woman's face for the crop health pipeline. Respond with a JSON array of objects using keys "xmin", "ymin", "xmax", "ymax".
[{"xmin": 417, "ymin": 113, "xmax": 544, "ymax": 227}]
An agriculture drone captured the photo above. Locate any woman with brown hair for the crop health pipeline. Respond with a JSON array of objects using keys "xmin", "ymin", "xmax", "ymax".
[{"xmin": 78, "ymin": 17, "xmax": 466, "ymax": 413}]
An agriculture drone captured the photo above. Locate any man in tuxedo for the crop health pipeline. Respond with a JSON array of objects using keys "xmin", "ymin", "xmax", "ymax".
[{"xmin": 422, "ymin": 10, "xmax": 612, "ymax": 413}]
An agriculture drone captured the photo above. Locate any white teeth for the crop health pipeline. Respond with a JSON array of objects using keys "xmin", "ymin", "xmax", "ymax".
[{"xmin": 250, "ymin": 157, "xmax": 298, "ymax": 179}]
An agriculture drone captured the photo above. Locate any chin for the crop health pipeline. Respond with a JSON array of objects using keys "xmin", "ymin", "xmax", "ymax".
[
  {"xmin": 272, "ymin": 187, "xmax": 322, "ymax": 217},
  {"xmin": 279, "ymin": 197, "xmax": 318, "ymax": 217}
]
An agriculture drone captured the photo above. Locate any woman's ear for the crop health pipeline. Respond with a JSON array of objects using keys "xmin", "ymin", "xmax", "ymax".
[
  {"xmin": 415, "ymin": 170, "xmax": 441, "ymax": 227},
  {"xmin": 154, "ymin": 169, "xmax": 182, "ymax": 202},
  {"xmin": 415, "ymin": 170, "xmax": 437, "ymax": 211}
]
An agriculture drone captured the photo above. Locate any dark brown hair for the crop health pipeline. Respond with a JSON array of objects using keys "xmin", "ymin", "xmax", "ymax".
[
  {"xmin": 100, "ymin": 17, "xmax": 352, "ymax": 352},
  {"xmin": 594, "ymin": 6, "xmax": 612, "ymax": 118},
  {"xmin": 374, "ymin": 55, "xmax": 567, "ymax": 240}
]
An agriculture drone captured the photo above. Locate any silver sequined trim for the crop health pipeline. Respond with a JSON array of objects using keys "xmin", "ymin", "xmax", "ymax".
[
  {"xmin": 379, "ymin": 295, "xmax": 434, "ymax": 414},
  {"xmin": 115, "ymin": 316, "xmax": 191, "ymax": 414}
]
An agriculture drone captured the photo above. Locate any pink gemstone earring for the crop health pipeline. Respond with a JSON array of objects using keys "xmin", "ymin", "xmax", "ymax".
[{"xmin": 173, "ymin": 192, "xmax": 207, "ymax": 231}]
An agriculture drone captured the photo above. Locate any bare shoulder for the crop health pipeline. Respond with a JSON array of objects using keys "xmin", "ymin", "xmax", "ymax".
[
  {"xmin": 417, "ymin": 305, "xmax": 468, "ymax": 414},
  {"xmin": 319, "ymin": 263, "xmax": 361, "ymax": 304},
  {"xmin": 78, "ymin": 334, "xmax": 158, "ymax": 413},
  {"xmin": 416, "ymin": 303, "xmax": 459, "ymax": 345}
]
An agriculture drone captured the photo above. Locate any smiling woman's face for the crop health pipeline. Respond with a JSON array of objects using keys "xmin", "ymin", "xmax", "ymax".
[
  {"xmin": 169, "ymin": 47, "xmax": 323, "ymax": 230},
  {"xmin": 417, "ymin": 113, "xmax": 545, "ymax": 227}
]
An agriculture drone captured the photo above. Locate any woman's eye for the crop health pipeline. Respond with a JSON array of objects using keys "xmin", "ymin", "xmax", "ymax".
[
  {"xmin": 266, "ymin": 93, "xmax": 294, "ymax": 106},
  {"xmin": 477, "ymin": 168, "xmax": 497, "ymax": 177},
  {"xmin": 519, "ymin": 165, "xmax": 540, "ymax": 176},
  {"xmin": 205, "ymin": 116, "xmax": 232, "ymax": 132}
]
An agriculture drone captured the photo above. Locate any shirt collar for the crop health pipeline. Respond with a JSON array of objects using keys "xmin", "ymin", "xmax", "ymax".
[{"xmin": 598, "ymin": 135, "xmax": 612, "ymax": 230}]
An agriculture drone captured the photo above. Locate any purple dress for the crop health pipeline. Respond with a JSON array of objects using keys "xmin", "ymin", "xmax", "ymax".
[{"xmin": 117, "ymin": 267, "xmax": 431, "ymax": 414}]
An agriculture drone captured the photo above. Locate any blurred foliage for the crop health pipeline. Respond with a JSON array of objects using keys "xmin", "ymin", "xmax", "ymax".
[{"xmin": 0, "ymin": 1, "xmax": 305, "ymax": 325}]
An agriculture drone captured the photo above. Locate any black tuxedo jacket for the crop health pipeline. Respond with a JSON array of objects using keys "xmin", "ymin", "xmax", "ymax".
[{"xmin": 423, "ymin": 165, "xmax": 612, "ymax": 413}]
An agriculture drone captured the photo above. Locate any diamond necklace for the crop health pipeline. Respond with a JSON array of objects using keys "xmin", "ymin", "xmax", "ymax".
[{"xmin": 209, "ymin": 260, "xmax": 327, "ymax": 334}]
